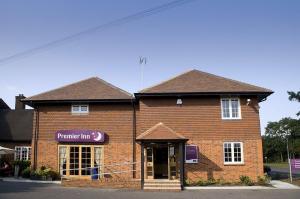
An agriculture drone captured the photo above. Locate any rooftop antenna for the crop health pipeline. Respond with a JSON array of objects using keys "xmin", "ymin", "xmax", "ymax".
[{"xmin": 139, "ymin": 56, "xmax": 147, "ymax": 90}]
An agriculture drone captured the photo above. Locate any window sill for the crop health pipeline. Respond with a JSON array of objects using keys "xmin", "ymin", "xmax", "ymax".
[
  {"xmin": 224, "ymin": 163, "xmax": 244, "ymax": 166},
  {"xmin": 71, "ymin": 113, "xmax": 89, "ymax": 116},
  {"xmin": 221, "ymin": 118, "xmax": 242, "ymax": 120}
]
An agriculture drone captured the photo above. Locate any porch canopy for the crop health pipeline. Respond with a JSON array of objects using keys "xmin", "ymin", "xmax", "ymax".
[
  {"xmin": 136, "ymin": 122, "xmax": 188, "ymax": 142},
  {"xmin": 136, "ymin": 122, "xmax": 187, "ymax": 189}
]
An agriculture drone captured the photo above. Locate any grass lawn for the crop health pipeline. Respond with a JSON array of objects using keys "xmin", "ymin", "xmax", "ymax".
[{"xmin": 265, "ymin": 162, "xmax": 289, "ymax": 169}]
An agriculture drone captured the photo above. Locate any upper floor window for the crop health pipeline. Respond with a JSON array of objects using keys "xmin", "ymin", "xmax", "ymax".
[
  {"xmin": 15, "ymin": 146, "xmax": 31, "ymax": 161},
  {"xmin": 221, "ymin": 98, "xmax": 241, "ymax": 119},
  {"xmin": 223, "ymin": 142, "xmax": 244, "ymax": 164},
  {"xmin": 71, "ymin": 104, "xmax": 89, "ymax": 114}
]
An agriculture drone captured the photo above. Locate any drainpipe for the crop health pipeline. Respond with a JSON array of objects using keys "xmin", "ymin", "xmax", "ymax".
[
  {"xmin": 33, "ymin": 106, "xmax": 39, "ymax": 170},
  {"xmin": 131, "ymin": 98, "xmax": 136, "ymax": 178}
]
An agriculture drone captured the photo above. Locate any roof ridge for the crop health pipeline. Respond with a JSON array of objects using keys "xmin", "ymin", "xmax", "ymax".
[
  {"xmin": 193, "ymin": 70, "xmax": 273, "ymax": 92},
  {"xmin": 24, "ymin": 77, "xmax": 96, "ymax": 100},
  {"xmin": 24, "ymin": 76, "xmax": 133, "ymax": 101},
  {"xmin": 93, "ymin": 77, "xmax": 133, "ymax": 97},
  {"xmin": 139, "ymin": 69, "xmax": 194, "ymax": 93},
  {"xmin": 139, "ymin": 69, "xmax": 273, "ymax": 93}
]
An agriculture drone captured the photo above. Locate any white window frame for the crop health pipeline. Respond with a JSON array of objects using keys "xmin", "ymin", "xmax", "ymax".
[
  {"xmin": 220, "ymin": 98, "xmax": 242, "ymax": 120},
  {"xmin": 14, "ymin": 146, "xmax": 31, "ymax": 161},
  {"xmin": 71, "ymin": 104, "xmax": 89, "ymax": 115},
  {"xmin": 223, "ymin": 142, "xmax": 244, "ymax": 165}
]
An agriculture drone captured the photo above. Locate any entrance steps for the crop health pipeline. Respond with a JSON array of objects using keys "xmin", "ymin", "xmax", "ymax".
[{"xmin": 143, "ymin": 179, "xmax": 181, "ymax": 191}]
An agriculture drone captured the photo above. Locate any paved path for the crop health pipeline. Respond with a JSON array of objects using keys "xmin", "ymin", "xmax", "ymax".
[{"xmin": 1, "ymin": 181, "xmax": 300, "ymax": 199}]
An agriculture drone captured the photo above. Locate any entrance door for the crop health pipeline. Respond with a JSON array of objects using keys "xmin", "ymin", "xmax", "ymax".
[
  {"xmin": 145, "ymin": 146, "xmax": 154, "ymax": 179},
  {"xmin": 154, "ymin": 145, "xmax": 168, "ymax": 179},
  {"xmin": 168, "ymin": 144, "xmax": 178, "ymax": 180}
]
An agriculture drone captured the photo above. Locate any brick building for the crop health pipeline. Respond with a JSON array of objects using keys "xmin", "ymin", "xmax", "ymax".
[
  {"xmin": 23, "ymin": 69, "xmax": 272, "ymax": 190},
  {"xmin": 0, "ymin": 95, "xmax": 33, "ymax": 163}
]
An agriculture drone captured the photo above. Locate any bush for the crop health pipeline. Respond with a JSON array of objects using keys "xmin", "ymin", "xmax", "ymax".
[
  {"xmin": 30, "ymin": 166, "xmax": 61, "ymax": 181},
  {"xmin": 13, "ymin": 160, "xmax": 31, "ymax": 176},
  {"xmin": 47, "ymin": 170, "xmax": 60, "ymax": 180},
  {"xmin": 257, "ymin": 174, "xmax": 271, "ymax": 185},
  {"xmin": 239, "ymin": 175, "xmax": 254, "ymax": 186},
  {"xmin": 21, "ymin": 167, "xmax": 31, "ymax": 178},
  {"xmin": 196, "ymin": 178, "xmax": 217, "ymax": 186},
  {"xmin": 264, "ymin": 165, "xmax": 271, "ymax": 174}
]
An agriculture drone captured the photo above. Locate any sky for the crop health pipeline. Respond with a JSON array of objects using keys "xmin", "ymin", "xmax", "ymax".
[{"xmin": 0, "ymin": 0, "xmax": 299, "ymax": 133}]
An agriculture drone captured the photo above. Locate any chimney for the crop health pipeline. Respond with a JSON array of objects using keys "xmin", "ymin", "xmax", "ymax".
[{"xmin": 15, "ymin": 94, "xmax": 25, "ymax": 110}]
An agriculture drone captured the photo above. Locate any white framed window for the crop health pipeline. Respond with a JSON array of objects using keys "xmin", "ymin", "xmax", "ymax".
[
  {"xmin": 221, "ymin": 98, "xmax": 241, "ymax": 119},
  {"xmin": 223, "ymin": 142, "xmax": 244, "ymax": 165},
  {"xmin": 15, "ymin": 146, "xmax": 31, "ymax": 161},
  {"xmin": 58, "ymin": 145, "xmax": 104, "ymax": 178},
  {"xmin": 71, "ymin": 104, "xmax": 89, "ymax": 114}
]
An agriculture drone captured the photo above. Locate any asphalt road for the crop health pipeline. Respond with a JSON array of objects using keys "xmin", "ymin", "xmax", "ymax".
[{"xmin": 0, "ymin": 181, "xmax": 300, "ymax": 199}]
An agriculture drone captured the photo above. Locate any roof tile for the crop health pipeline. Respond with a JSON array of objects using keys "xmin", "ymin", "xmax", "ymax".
[
  {"xmin": 24, "ymin": 77, "xmax": 133, "ymax": 101},
  {"xmin": 139, "ymin": 69, "xmax": 273, "ymax": 94}
]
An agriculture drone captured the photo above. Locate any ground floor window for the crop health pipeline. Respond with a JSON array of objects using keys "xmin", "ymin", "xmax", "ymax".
[
  {"xmin": 223, "ymin": 142, "xmax": 244, "ymax": 164},
  {"xmin": 58, "ymin": 145, "xmax": 103, "ymax": 177},
  {"xmin": 15, "ymin": 146, "xmax": 31, "ymax": 161}
]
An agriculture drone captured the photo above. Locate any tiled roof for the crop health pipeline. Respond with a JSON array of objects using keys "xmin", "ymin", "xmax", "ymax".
[
  {"xmin": 136, "ymin": 122, "xmax": 187, "ymax": 141},
  {"xmin": 0, "ymin": 109, "xmax": 33, "ymax": 141},
  {"xmin": 139, "ymin": 69, "xmax": 273, "ymax": 94},
  {"xmin": 24, "ymin": 77, "xmax": 133, "ymax": 101},
  {"xmin": 0, "ymin": 99, "xmax": 10, "ymax": 109}
]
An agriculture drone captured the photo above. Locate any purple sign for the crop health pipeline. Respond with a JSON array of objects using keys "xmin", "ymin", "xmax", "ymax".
[
  {"xmin": 55, "ymin": 130, "xmax": 105, "ymax": 143},
  {"xmin": 291, "ymin": 159, "xmax": 300, "ymax": 171},
  {"xmin": 185, "ymin": 145, "xmax": 198, "ymax": 163}
]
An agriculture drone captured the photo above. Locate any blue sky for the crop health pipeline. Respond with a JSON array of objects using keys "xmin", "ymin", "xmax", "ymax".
[{"xmin": 0, "ymin": 0, "xmax": 299, "ymax": 133}]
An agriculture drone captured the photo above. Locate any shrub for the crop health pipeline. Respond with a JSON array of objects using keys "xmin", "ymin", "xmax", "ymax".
[
  {"xmin": 30, "ymin": 166, "xmax": 60, "ymax": 180},
  {"xmin": 239, "ymin": 175, "xmax": 254, "ymax": 186},
  {"xmin": 21, "ymin": 167, "xmax": 31, "ymax": 178},
  {"xmin": 196, "ymin": 178, "xmax": 216, "ymax": 186},
  {"xmin": 13, "ymin": 160, "xmax": 31, "ymax": 176},
  {"xmin": 47, "ymin": 170, "xmax": 60, "ymax": 180},
  {"xmin": 257, "ymin": 174, "xmax": 271, "ymax": 185}
]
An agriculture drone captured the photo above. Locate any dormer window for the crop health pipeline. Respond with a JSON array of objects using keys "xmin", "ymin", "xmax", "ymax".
[
  {"xmin": 71, "ymin": 104, "xmax": 89, "ymax": 114},
  {"xmin": 221, "ymin": 98, "xmax": 241, "ymax": 119}
]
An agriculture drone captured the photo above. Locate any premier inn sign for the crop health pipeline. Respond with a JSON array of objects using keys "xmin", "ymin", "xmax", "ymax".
[{"xmin": 55, "ymin": 130, "xmax": 105, "ymax": 143}]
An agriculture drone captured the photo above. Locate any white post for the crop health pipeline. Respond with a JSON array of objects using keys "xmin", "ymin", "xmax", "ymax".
[{"xmin": 287, "ymin": 138, "xmax": 293, "ymax": 183}]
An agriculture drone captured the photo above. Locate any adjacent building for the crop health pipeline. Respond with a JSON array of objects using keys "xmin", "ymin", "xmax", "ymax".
[
  {"xmin": 22, "ymin": 69, "xmax": 273, "ymax": 190},
  {"xmin": 0, "ymin": 95, "xmax": 33, "ymax": 163}
]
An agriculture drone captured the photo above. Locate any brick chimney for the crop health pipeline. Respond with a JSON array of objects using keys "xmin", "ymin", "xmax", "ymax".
[{"xmin": 15, "ymin": 94, "xmax": 25, "ymax": 110}]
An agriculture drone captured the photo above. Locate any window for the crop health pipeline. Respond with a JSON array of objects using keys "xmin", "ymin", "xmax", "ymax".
[
  {"xmin": 223, "ymin": 142, "xmax": 244, "ymax": 164},
  {"xmin": 221, "ymin": 98, "xmax": 241, "ymax": 119},
  {"xmin": 15, "ymin": 146, "xmax": 31, "ymax": 161},
  {"xmin": 71, "ymin": 105, "xmax": 89, "ymax": 114},
  {"xmin": 58, "ymin": 145, "xmax": 103, "ymax": 177}
]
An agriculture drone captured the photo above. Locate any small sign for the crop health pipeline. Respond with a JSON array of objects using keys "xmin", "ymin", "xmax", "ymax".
[
  {"xmin": 55, "ymin": 130, "xmax": 105, "ymax": 143},
  {"xmin": 291, "ymin": 159, "xmax": 300, "ymax": 171},
  {"xmin": 185, "ymin": 145, "xmax": 198, "ymax": 163}
]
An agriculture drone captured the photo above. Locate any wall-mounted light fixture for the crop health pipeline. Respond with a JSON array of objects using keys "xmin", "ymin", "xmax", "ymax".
[
  {"xmin": 246, "ymin": 98, "xmax": 251, "ymax": 106},
  {"xmin": 177, "ymin": 98, "xmax": 183, "ymax": 105}
]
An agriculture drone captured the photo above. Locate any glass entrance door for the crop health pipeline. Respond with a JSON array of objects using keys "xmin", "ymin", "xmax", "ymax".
[
  {"xmin": 145, "ymin": 146, "xmax": 154, "ymax": 179},
  {"xmin": 168, "ymin": 144, "xmax": 179, "ymax": 180}
]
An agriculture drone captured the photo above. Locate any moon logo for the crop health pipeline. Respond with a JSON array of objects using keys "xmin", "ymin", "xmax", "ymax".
[{"xmin": 93, "ymin": 132, "xmax": 102, "ymax": 141}]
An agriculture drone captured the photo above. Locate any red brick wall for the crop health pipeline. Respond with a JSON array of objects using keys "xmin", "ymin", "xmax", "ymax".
[
  {"xmin": 32, "ymin": 103, "xmax": 135, "ymax": 180},
  {"xmin": 137, "ymin": 96, "xmax": 264, "ymax": 182},
  {"xmin": 32, "ymin": 95, "xmax": 264, "ymax": 187}
]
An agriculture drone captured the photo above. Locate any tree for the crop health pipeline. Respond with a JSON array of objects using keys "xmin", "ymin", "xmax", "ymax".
[
  {"xmin": 288, "ymin": 91, "xmax": 300, "ymax": 116},
  {"xmin": 264, "ymin": 117, "xmax": 300, "ymax": 162}
]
